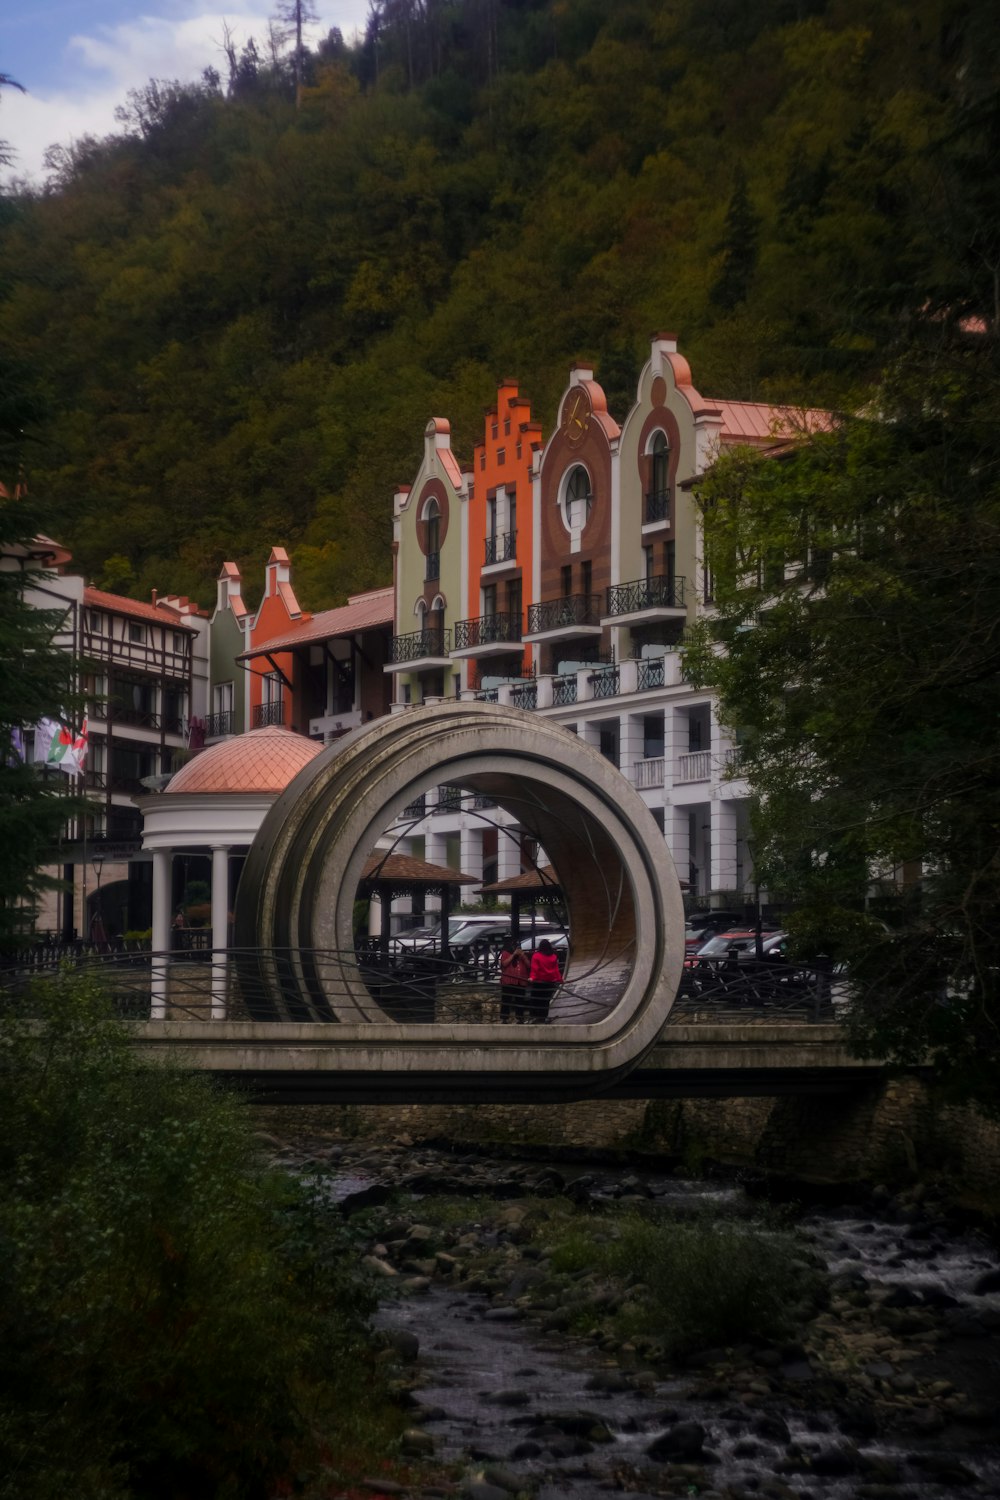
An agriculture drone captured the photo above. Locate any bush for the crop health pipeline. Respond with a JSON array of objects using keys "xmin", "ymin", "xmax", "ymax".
[
  {"xmin": 598, "ymin": 1210, "xmax": 823, "ymax": 1354},
  {"xmin": 0, "ymin": 971, "xmax": 389, "ymax": 1499}
]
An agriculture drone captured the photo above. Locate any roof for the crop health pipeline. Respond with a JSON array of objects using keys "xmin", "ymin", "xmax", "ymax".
[
  {"xmin": 165, "ymin": 726, "xmax": 322, "ymax": 795},
  {"xmin": 479, "ymin": 864, "xmax": 560, "ymax": 894},
  {"xmin": 712, "ymin": 399, "xmax": 834, "ymax": 445},
  {"xmin": 83, "ymin": 586, "xmax": 200, "ymax": 627},
  {"xmin": 359, "ymin": 852, "xmax": 479, "ymax": 888},
  {"xmin": 240, "ymin": 586, "xmax": 394, "ymax": 660}
]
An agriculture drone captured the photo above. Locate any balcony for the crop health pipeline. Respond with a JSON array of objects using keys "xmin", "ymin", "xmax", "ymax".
[
  {"xmin": 634, "ymin": 757, "xmax": 665, "ymax": 790},
  {"xmin": 253, "ymin": 701, "xmax": 285, "ymax": 729},
  {"xmin": 452, "ymin": 612, "xmax": 523, "ymax": 658},
  {"xmin": 510, "ymin": 680, "xmax": 537, "ymax": 710},
  {"xmin": 436, "ymin": 784, "xmax": 463, "ymax": 813},
  {"xmin": 677, "ymin": 750, "xmax": 712, "ymax": 783},
  {"xmin": 386, "ymin": 627, "xmax": 452, "ymax": 673},
  {"xmin": 524, "ymin": 593, "xmax": 603, "ymax": 644},
  {"xmin": 644, "ymin": 489, "xmax": 670, "ymax": 525},
  {"xmin": 552, "ymin": 675, "xmax": 577, "ymax": 707},
  {"xmin": 205, "ymin": 709, "xmax": 235, "ymax": 739},
  {"xmin": 484, "ymin": 531, "xmax": 517, "ymax": 568},
  {"xmin": 588, "ymin": 664, "xmax": 620, "ymax": 700},
  {"xmin": 603, "ymin": 575, "xmax": 687, "ymax": 625}
]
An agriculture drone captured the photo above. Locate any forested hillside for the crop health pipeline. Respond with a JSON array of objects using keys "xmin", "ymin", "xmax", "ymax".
[{"xmin": 0, "ymin": 0, "xmax": 994, "ymax": 609}]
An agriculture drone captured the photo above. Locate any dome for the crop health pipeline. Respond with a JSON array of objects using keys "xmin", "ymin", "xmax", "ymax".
[{"xmin": 166, "ymin": 726, "xmax": 323, "ymax": 796}]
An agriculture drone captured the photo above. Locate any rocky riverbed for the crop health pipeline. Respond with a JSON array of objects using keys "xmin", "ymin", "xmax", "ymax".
[{"xmin": 261, "ymin": 1133, "xmax": 1000, "ymax": 1500}]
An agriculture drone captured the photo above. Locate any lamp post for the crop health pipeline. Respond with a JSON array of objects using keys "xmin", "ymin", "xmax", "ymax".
[{"xmin": 91, "ymin": 852, "xmax": 105, "ymax": 947}]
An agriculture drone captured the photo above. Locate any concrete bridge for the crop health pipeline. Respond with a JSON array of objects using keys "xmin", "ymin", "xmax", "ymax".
[{"xmin": 128, "ymin": 1013, "xmax": 891, "ymax": 1105}]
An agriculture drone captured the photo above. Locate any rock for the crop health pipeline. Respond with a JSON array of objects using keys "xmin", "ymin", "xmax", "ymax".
[
  {"xmin": 972, "ymin": 1266, "xmax": 1000, "ymax": 1295},
  {"xmin": 880, "ymin": 1285, "xmax": 923, "ymax": 1308},
  {"xmin": 399, "ymin": 1427, "xmax": 435, "ymax": 1457},
  {"xmin": 909, "ymin": 1453, "xmax": 979, "ymax": 1485},
  {"xmin": 864, "ymin": 1361, "xmax": 895, "ymax": 1380},
  {"xmin": 384, "ymin": 1328, "xmax": 420, "ymax": 1361},
  {"xmin": 486, "ymin": 1389, "xmax": 530, "ymax": 1407},
  {"xmin": 400, "ymin": 1275, "xmax": 431, "ymax": 1293},
  {"xmin": 646, "ymin": 1420, "xmax": 706, "ymax": 1461},
  {"xmin": 483, "ymin": 1306, "xmax": 522, "ymax": 1322},
  {"xmin": 464, "ymin": 1483, "xmax": 509, "ymax": 1500},
  {"xmin": 752, "ymin": 1414, "xmax": 791, "ymax": 1444},
  {"xmin": 510, "ymin": 1440, "xmax": 542, "ymax": 1458},
  {"xmin": 837, "ymin": 1403, "xmax": 879, "ymax": 1440},
  {"xmin": 361, "ymin": 1254, "xmax": 398, "ymax": 1278},
  {"xmin": 339, "ymin": 1183, "xmax": 390, "ymax": 1211},
  {"xmin": 809, "ymin": 1443, "xmax": 863, "ymax": 1476}
]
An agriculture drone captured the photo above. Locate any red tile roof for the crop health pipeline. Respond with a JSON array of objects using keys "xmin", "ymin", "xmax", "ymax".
[
  {"xmin": 83, "ymin": 586, "xmax": 200, "ymax": 627},
  {"xmin": 240, "ymin": 586, "xmax": 393, "ymax": 660}
]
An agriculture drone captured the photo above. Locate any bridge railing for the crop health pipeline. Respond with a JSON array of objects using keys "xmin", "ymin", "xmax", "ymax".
[{"xmin": 0, "ymin": 947, "xmax": 845, "ymax": 1027}]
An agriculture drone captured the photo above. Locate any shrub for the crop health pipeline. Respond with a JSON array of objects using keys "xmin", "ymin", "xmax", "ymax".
[
  {"xmin": 598, "ymin": 1210, "xmax": 823, "ymax": 1354},
  {"xmin": 0, "ymin": 970, "xmax": 388, "ymax": 1499}
]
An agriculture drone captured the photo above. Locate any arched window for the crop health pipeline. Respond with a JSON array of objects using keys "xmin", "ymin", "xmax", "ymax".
[
  {"xmin": 563, "ymin": 465, "xmax": 592, "ymax": 533},
  {"xmin": 423, "ymin": 498, "xmax": 441, "ymax": 580},
  {"xmin": 648, "ymin": 432, "xmax": 670, "ymax": 522}
]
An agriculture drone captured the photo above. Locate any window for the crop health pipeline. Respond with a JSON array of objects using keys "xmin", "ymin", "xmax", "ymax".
[
  {"xmin": 214, "ymin": 682, "xmax": 234, "ymax": 715},
  {"xmin": 482, "ymin": 583, "xmax": 497, "ymax": 618},
  {"xmin": 88, "ymin": 610, "xmax": 103, "ymax": 634},
  {"xmin": 486, "ymin": 495, "xmax": 497, "ymax": 539},
  {"xmin": 172, "ymin": 631, "xmax": 187, "ymax": 653},
  {"xmin": 263, "ymin": 672, "xmax": 282, "ymax": 706},
  {"xmin": 564, "ymin": 465, "xmax": 592, "ymax": 533},
  {"xmin": 128, "ymin": 621, "xmax": 145, "ymax": 643},
  {"xmin": 561, "ymin": 565, "xmax": 573, "ymax": 598},
  {"xmin": 506, "ymin": 577, "xmax": 521, "ymax": 624},
  {"xmin": 424, "ymin": 497, "xmax": 441, "ymax": 581},
  {"xmin": 504, "ymin": 417, "xmax": 510, "ymax": 436},
  {"xmin": 651, "ymin": 431, "xmax": 669, "ymax": 496},
  {"xmin": 581, "ymin": 560, "xmax": 592, "ymax": 599}
]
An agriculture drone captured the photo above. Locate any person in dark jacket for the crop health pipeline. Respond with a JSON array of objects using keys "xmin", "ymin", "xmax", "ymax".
[{"xmin": 528, "ymin": 938, "xmax": 562, "ymax": 1023}]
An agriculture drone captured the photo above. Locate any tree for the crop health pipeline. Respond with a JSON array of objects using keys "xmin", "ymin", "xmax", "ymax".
[
  {"xmin": 709, "ymin": 165, "xmax": 759, "ymax": 312},
  {"xmin": 273, "ymin": 0, "xmax": 319, "ymax": 101},
  {"xmin": 684, "ymin": 330, "xmax": 1000, "ymax": 1114},
  {"xmin": 0, "ymin": 500, "xmax": 84, "ymax": 943}
]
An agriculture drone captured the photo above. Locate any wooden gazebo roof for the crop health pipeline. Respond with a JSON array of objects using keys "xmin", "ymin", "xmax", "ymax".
[
  {"xmin": 359, "ymin": 852, "xmax": 479, "ymax": 901},
  {"xmin": 478, "ymin": 864, "xmax": 561, "ymax": 895}
]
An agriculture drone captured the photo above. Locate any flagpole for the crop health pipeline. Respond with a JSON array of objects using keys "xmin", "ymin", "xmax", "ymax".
[{"xmin": 81, "ymin": 765, "xmax": 87, "ymax": 945}]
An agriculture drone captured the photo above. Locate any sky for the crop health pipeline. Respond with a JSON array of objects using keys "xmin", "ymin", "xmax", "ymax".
[{"xmin": 0, "ymin": 0, "xmax": 372, "ymax": 184}]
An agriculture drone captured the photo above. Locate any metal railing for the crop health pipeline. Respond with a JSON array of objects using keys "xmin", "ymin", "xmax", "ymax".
[
  {"xmin": 484, "ymin": 531, "xmax": 517, "ymax": 566},
  {"xmin": 510, "ymin": 681, "xmax": 537, "ymax": 710},
  {"xmin": 453, "ymin": 612, "xmax": 522, "ymax": 650},
  {"xmin": 205, "ymin": 709, "xmax": 235, "ymax": 739},
  {"xmin": 401, "ymin": 793, "xmax": 427, "ymax": 819},
  {"xmin": 637, "ymin": 656, "xmax": 665, "ymax": 691},
  {"xmin": 552, "ymin": 675, "xmax": 577, "ymax": 707},
  {"xmin": 526, "ymin": 594, "xmax": 602, "ymax": 634},
  {"xmin": 589, "ymin": 665, "xmax": 620, "ymax": 700},
  {"xmin": 253, "ymin": 701, "xmax": 285, "ymax": 728},
  {"xmin": 436, "ymin": 784, "xmax": 463, "ymax": 813},
  {"xmin": 606, "ymin": 575, "xmax": 686, "ymax": 617},
  {"xmin": 645, "ymin": 488, "xmax": 670, "ymax": 524},
  {"xmin": 390, "ymin": 627, "xmax": 451, "ymax": 664},
  {"xmin": 0, "ymin": 947, "xmax": 844, "ymax": 1027}
]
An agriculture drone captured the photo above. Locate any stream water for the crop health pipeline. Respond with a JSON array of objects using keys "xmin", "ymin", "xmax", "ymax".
[{"xmin": 355, "ymin": 1158, "xmax": 1000, "ymax": 1499}]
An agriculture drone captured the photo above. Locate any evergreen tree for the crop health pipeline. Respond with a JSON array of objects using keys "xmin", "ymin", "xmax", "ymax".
[{"xmin": 710, "ymin": 166, "xmax": 760, "ymax": 312}]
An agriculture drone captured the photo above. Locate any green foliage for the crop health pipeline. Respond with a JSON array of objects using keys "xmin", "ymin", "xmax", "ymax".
[
  {"xmin": 0, "ymin": 970, "xmax": 392, "ymax": 1498},
  {"xmin": 0, "ymin": 0, "xmax": 990, "ymax": 606},
  {"xmin": 598, "ymin": 1211, "xmax": 823, "ymax": 1354},
  {"xmin": 685, "ymin": 323, "xmax": 1000, "ymax": 1113}
]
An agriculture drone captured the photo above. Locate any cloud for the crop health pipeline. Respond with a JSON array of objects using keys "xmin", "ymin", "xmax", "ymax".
[{"xmin": 1, "ymin": 3, "xmax": 369, "ymax": 185}]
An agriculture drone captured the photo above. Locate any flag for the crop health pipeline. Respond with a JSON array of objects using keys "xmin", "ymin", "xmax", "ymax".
[
  {"xmin": 6, "ymin": 727, "xmax": 25, "ymax": 767},
  {"xmin": 36, "ymin": 716, "xmax": 88, "ymax": 774}
]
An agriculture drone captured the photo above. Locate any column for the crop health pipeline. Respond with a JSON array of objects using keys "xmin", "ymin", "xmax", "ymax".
[
  {"xmin": 665, "ymin": 806, "xmax": 691, "ymax": 896},
  {"xmin": 618, "ymin": 710, "xmax": 645, "ymax": 791},
  {"xmin": 710, "ymin": 800, "xmax": 740, "ymax": 901},
  {"xmin": 151, "ymin": 846, "xmax": 172, "ymax": 1020},
  {"xmin": 665, "ymin": 705, "xmax": 689, "ymax": 790},
  {"xmin": 210, "ymin": 845, "xmax": 230, "ymax": 1020}
]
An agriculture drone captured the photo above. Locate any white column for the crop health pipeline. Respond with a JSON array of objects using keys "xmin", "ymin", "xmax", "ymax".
[
  {"xmin": 151, "ymin": 847, "xmax": 172, "ymax": 1019},
  {"xmin": 666, "ymin": 806, "xmax": 691, "ymax": 894},
  {"xmin": 665, "ymin": 705, "xmax": 688, "ymax": 789},
  {"xmin": 210, "ymin": 845, "xmax": 230, "ymax": 1019},
  {"xmin": 460, "ymin": 821, "xmax": 484, "ymax": 888},
  {"xmin": 710, "ymin": 800, "xmax": 740, "ymax": 900},
  {"xmin": 619, "ymin": 710, "xmax": 644, "ymax": 789}
]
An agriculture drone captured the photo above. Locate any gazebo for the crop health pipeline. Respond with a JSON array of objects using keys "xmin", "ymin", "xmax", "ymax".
[
  {"xmin": 477, "ymin": 863, "xmax": 564, "ymax": 944},
  {"xmin": 359, "ymin": 851, "xmax": 480, "ymax": 960}
]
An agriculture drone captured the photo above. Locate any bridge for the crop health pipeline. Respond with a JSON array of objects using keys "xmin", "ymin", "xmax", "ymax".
[{"xmin": 2, "ymin": 945, "xmax": 894, "ymax": 1103}]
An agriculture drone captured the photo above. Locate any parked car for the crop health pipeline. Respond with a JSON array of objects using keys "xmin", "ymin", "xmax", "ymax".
[{"xmin": 695, "ymin": 928, "xmax": 785, "ymax": 962}]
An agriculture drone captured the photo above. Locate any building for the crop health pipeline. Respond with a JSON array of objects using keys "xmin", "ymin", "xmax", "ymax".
[
  {"xmin": 386, "ymin": 335, "xmax": 831, "ymax": 916},
  {"xmin": 3, "ymin": 533, "xmax": 211, "ymax": 939}
]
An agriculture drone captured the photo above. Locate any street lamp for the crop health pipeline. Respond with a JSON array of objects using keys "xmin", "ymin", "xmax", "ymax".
[{"xmin": 91, "ymin": 853, "xmax": 105, "ymax": 946}]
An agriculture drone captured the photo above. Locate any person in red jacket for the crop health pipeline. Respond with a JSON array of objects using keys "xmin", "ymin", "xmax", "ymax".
[
  {"xmin": 498, "ymin": 936, "xmax": 530, "ymax": 1022},
  {"xmin": 528, "ymin": 938, "xmax": 562, "ymax": 1023}
]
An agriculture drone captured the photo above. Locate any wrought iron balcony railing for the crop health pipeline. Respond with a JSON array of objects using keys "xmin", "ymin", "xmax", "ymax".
[
  {"xmin": 436, "ymin": 784, "xmax": 463, "ymax": 813},
  {"xmin": 645, "ymin": 488, "xmax": 670, "ymax": 524},
  {"xmin": 526, "ymin": 594, "xmax": 602, "ymax": 634},
  {"xmin": 637, "ymin": 656, "xmax": 665, "ymax": 691},
  {"xmin": 552, "ymin": 675, "xmax": 577, "ymax": 707},
  {"xmin": 605, "ymin": 575, "xmax": 686, "ymax": 617},
  {"xmin": 589, "ymin": 665, "xmax": 620, "ymax": 700},
  {"xmin": 484, "ymin": 531, "xmax": 517, "ymax": 566},
  {"xmin": 205, "ymin": 709, "xmax": 235, "ymax": 739},
  {"xmin": 510, "ymin": 681, "xmax": 537, "ymax": 710},
  {"xmin": 453, "ymin": 612, "xmax": 522, "ymax": 651},
  {"xmin": 253, "ymin": 701, "xmax": 285, "ymax": 729},
  {"xmin": 390, "ymin": 627, "xmax": 451, "ymax": 664}
]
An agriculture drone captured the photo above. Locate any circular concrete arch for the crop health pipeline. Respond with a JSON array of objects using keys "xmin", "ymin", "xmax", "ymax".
[{"xmin": 233, "ymin": 702, "xmax": 685, "ymax": 1101}]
